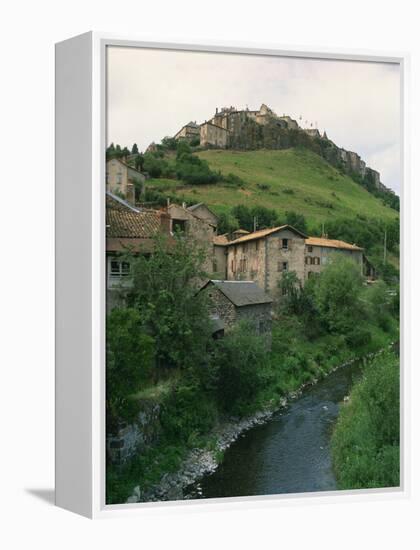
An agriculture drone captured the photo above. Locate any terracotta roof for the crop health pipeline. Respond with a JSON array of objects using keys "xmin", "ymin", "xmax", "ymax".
[
  {"xmin": 226, "ymin": 225, "xmax": 307, "ymax": 245},
  {"xmin": 203, "ymin": 280, "xmax": 272, "ymax": 307},
  {"xmin": 106, "ymin": 193, "xmax": 164, "ymax": 239},
  {"xmin": 305, "ymin": 237, "xmax": 363, "ymax": 251}
]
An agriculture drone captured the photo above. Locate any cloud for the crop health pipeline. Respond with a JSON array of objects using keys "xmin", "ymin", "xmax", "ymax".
[{"xmin": 107, "ymin": 47, "xmax": 401, "ymax": 193}]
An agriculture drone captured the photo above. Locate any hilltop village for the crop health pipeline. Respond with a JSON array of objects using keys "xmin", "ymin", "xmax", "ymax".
[
  {"xmin": 105, "ymin": 104, "xmax": 397, "ymax": 339},
  {"xmin": 171, "ymin": 103, "xmax": 388, "ymax": 193}
]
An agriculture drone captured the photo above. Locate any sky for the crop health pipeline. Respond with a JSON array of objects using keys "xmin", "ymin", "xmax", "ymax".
[{"xmin": 107, "ymin": 46, "xmax": 401, "ymax": 194}]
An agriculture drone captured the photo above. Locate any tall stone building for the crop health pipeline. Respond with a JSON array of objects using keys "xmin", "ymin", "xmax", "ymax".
[
  {"xmin": 106, "ymin": 158, "xmax": 146, "ymax": 204},
  {"xmin": 213, "ymin": 225, "xmax": 364, "ymax": 297}
]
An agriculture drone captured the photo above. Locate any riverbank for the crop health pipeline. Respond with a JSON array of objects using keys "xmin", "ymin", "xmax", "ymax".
[
  {"xmin": 126, "ymin": 344, "xmax": 393, "ymax": 503},
  {"xmin": 331, "ymin": 349, "xmax": 399, "ymax": 490}
]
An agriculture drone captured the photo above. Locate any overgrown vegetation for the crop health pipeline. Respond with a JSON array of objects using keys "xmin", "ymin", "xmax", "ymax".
[
  {"xmin": 106, "ymin": 239, "xmax": 399, "ymax": 503},
  {"xmin": 331, "ymin": 351, "xmax": 399, "ymax": 489}
]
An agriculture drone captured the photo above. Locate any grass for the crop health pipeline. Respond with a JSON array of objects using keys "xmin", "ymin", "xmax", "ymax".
[{"xmin": 147, "ymin": 148, "xmax": 398, "ymax": 229}]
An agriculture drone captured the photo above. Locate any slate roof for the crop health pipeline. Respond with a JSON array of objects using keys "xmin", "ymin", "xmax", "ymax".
[
  {"xmin": 106, "ymin": 193, "xmax": 162, "ymax": 238},
  {"xmin": 204, "ymin": 280, "xmax": 272, "ymax": 307},
  {"xmin": 305, "ymin": 237, "xmax": 363, "ymax": 251}
]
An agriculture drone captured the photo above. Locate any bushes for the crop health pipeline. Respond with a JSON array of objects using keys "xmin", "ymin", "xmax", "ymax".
[
  {"xmin": 331, "ymin": 352, "xmax": 400, "ymax": 489},
  {"xmin": 106, "ymin": 308, "xmax": 155, "ymax": 424},
  {"xmin": 175, "ymin": 140, "xmax": 220, "ymax": 185},
  {"xmin": 212, "ymin": 322, "xmax": 270, "ymax": 413}
]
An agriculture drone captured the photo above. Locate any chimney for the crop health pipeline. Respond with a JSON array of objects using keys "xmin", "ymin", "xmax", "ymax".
[{"xmin": 216, "ymin": 107, "xmax": 218, "ymax": 114}]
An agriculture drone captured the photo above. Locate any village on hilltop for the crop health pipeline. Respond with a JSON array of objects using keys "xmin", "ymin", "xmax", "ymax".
[{"xmin": 106, "ymin": 105, "xmax": 377, "ymax": 340}]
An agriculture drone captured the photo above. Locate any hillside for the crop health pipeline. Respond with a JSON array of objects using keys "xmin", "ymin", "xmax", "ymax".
[{"xmin": 146, "ymin": 148, "xmax": 398, "ymax": 229}]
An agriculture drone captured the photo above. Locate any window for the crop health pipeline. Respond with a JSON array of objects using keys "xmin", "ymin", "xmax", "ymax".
[
  {"xmin": 108, "ymin": 258, "xmax": 131, "ymax": 288},
  {"xmin": 314, "ymin": 257, "xmax": 320, "ymax": 265},
  {"xmin": 282, "ymin": 238, "xmax": 289, "ymax": 250},
  {"xmin": 278, "ymin": 261, "xmax": 288, "ymax": 272},
  {"xmin": 307, "ymin": 245, "xmax": 313, "ymax": 253},
  {"xmin": 305, "ymin": 256, "xmax": 310, "ymax": 265},
  {"xmin": 239, "ymin": 258, "xmax": 247, "ymax": 273},
  {"xmin": 172, "ymin": 219, "xmax": 186, "ymax": 233}
]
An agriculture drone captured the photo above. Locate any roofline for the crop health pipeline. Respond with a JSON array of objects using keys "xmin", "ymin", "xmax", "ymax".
[
  {"xmin": 201, "ymin": 279, "xmax": 273, "ymax": 306},
  {"xmin": 106, "ymin": 157, "xmax": 145, "ymax": 176},
  {"xmin": 226, "ymin": 224, "xmax": 308, "ymax": 245},
  {"xmin": 106, "ymin": 191, "xmax": 141, "ymax": 213},
  {"xmin": 305, "ymin": 237, "xmax": 363, "ymax": 251}
]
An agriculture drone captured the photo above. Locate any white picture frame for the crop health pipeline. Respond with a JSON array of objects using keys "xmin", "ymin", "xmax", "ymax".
[{"xmin": 55, "ymin": 31, "xmax": 410, "ymax": 519}]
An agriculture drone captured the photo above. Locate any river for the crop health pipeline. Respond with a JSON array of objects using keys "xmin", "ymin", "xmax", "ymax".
[{"xmin": 185, "ymin": 360, "xmax": 362, "ymax": 499}]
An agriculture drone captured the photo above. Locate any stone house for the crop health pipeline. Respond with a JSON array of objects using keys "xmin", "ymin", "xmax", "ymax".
[
  {"xmin": 187, "ymin": 203, "xmax": 219, "ymax": 227},
  {"xmin": 213, "ymin": 225, "xmax": 365, "ymax": 297},
  {"xmin": 200, "ymin": 121, "xmax": 230, "ymax": 148},
  {"xmin": 174, "ymin": 121, "xmax": 200, "ymax": 142},
  {"xmin": 106, "ymin": 158, "xmax": 146, "ymax": 204},
  {"xmin": 225, "ymin": 225, "xmax": 308, "ymax": 294},
  {"xmin": 200, "ymin": 280, "xmax": 273, "ymax": 340},
  {"xmin": 167, "ymin": 202, "xmax": 217, "ymax": 275},
  {"xmin": 304, "ymin": 237, "xmax": 363, "ymax": 279},
  {"xmin": 106, "ymin": 192, "xmax": 172, "ymax": 311}
]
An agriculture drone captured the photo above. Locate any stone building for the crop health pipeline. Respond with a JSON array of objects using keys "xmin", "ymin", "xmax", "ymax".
[
  {"xmin": 304, "ymin": 237, "xmax": 363, "ymax": 279},
  {"xmin": 225, "ymin": 225, "xmax": 308, "ymax": 294},
  {"xmin": 200, "ymin": 121, "xmax": 230, "ymax": 148},
  {"xmin": 200, "ymin": 280, "xmax": 273, "ymax": 340},
  {"xmin": 172, "ymin": 103, "xmax": 389, "ymax": 193},
  {"xmin": 187, "ymin": 203, "xmax": 219, "ymax": 226},
  {"xmin": 167, "ymin": 202, "xmax": 217, "ymax": 274},
  {"xmin": 106, "ymin": 192, "xmax": 172, "ymax": 311},
  {"xmin": 106, "ymin": 158, "xmax": 146, "ymax": 204},
  {"xmin": 174, "ymin": 121, "xmax": 200, "ymax": 142},
  {"xmin": 213, "ymin": 225, "xmax": 365, "ymax": 297}
]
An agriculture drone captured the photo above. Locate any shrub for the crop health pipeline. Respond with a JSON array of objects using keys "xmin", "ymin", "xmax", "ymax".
[
  {"xmin": 331, "ymin": 352, "xmax": 399, "ymax": 489},
  {"xmin": 106, "ymin": 308, "xmax": 155, "ymax": 423},
  {"xmin": 345, "ymin": 327, "xmax": 372, "ymax": 348},
  {"xmin": 213, "ymin": 322, "xmax": 269, "ymax": 413}
]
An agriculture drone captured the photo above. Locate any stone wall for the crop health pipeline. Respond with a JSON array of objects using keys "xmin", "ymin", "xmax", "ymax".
[
  {"xmin": 205, "ymin": 286, "xmax": 237, "ymax": 328},
  {"xmin": 107, "ymin": 401, "xmax": 161, "ymax": 465}
]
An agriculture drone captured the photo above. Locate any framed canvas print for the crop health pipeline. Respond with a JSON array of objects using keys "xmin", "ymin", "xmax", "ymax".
[{"xmin": 55, "ymin": 32, "xmax": 408, "ymax": 518}]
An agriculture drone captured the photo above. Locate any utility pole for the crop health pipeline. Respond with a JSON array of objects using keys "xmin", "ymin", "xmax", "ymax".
[{"xmin": 254, "ymin": 216, "xmax": 258, "ymax": 232}]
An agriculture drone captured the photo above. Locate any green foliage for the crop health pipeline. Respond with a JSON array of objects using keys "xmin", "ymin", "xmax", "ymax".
[
  {"xmin": 217, "ymin": 211, "xmax": 239, "ymax": 234},
  {"xmin": 160, "ymin": 379, "xmax": 218, "ymax": 444},
  {"xmin": 212, "ymin": 322, "xmax": 270, "ymax": 413},
  {"xmin": 313, "ymin": 255, "xmax": 364, "ymax": 333},
  {"xmin": 125, "ymin": 234, "xmax": 212, "ymax": 372},
  {"xmin": 285, "ymin": 210, "xmax": 308, "ymax": 234},
  {"xmin": 131, "ymin": 143, "xmax": 139, "ymax": 155},
  {"xmin": 231, "ymin": 204, "xmax": 281, "ymax": 232},
  {"xmin": 134, "ymin": 153, "xmax": 144, "ymax": 171},
  {"xmin": 174, "ymin": 141, "xmax": 219, "ymax": 185},
  {"xmin": 106, "ymin": 308, "xmax": 155, "ymax": 424},
  {"xmin": 331, "ymin": 352, "xmax": 400, "ymax": 489},
  {"xmin": 143, "ymin": 152, "xmax": 172, "ymax": 178}
]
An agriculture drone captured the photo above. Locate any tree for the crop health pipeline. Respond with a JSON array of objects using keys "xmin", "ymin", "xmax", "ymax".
[
  {"xmin": 313, "ymin": 255, "xmax": 364, "ymax": 333},
  {"xmin": 213, "ymin": 321, "xmax": 269, "ymax": 413},
  {"xmin": 134, "ymin": 153, "xmax": 145, "ymax": 172},
  {"xmin": 285, "ymin": 211, "xmax": 308, "ymax": 234},
  {"xmin": 125, "ymin": 234, "xmax": 213, "ymax": 372},
  {"xmin": 106, "ymin": 308, "xmax": 155, "ymax": 424},
  {"xmin": 131, "ymin": 143, "xmax": 139, "ymax": 155}
]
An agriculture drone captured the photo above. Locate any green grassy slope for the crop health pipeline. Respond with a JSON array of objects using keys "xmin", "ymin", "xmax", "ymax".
[{"xmin": 148, "ymin": 148, "xmax": 398, "ymax": 228}]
